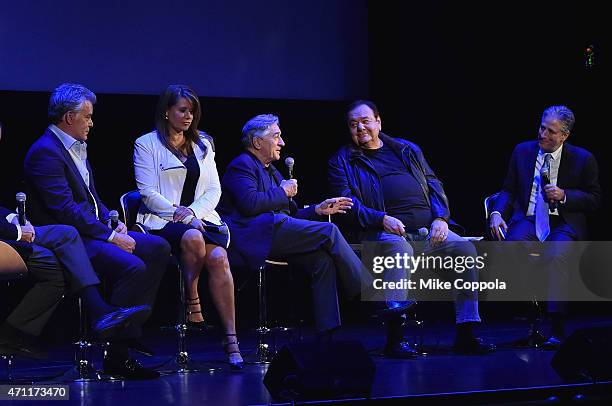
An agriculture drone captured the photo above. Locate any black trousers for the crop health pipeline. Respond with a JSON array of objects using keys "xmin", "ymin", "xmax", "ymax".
[
  {"xmin": 268, "ymin": 214, "xmax": 368, "ymax": 332},
  {"xmin": 83, "ymin": 232, "xmax": 170, "ymax": 338},
  {"xmin": 507, "ymin": 215, "xmax": 578, "ymax": 315},
  {"xmin": 7, "ymin": 225, "xmax": 100, "ymax": 336}
]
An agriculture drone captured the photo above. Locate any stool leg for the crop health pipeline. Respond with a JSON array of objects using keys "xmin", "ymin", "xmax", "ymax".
[
  {"xmin": 2, "ymin": 355, "xmax": 13, "ymax": 381},
  {"xmin": 158, "ymin": 262, "xmax": 220, "ymax": 374},
  {"xmin": 527, "ymin": 299, "xmax": 546, "ymax": 347},
  {"xmin": 54, "ymin": 297, "xmax": 101, "ymax": 382},
  {"xmin": 75, "ymin": 297, "xmax": 99, "ymax": 380},
  {"xmin": 255, "ymin": 265, "xmax": 271, "ymax": 363},
  {"xmin": 176, "ymin": 264, "xmax": 189, "ymax": 368}
]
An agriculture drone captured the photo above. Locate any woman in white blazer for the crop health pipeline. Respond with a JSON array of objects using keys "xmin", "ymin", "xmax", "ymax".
[{"xmin": 133, "ymin": 85, "xmax": 242, "ymax": 368}]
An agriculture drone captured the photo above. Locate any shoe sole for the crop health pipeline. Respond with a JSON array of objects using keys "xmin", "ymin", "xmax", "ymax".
[
  {"xmin": 377, "ymin": 302, "xmax": 417, "ymax": 319},
  {"xmin": 95, "ymin": 307, "xmax": 151, "ymax": 339}
]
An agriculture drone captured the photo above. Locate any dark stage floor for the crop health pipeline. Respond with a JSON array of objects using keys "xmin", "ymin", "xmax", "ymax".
[{"xmin": 2, "ymin": 316, "xmax": 612, "ymax": 405}]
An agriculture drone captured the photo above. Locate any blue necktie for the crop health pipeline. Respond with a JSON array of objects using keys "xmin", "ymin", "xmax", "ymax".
[{"xmin": 535, "ymin": 153, "xmax": 551, "ymax": 241}]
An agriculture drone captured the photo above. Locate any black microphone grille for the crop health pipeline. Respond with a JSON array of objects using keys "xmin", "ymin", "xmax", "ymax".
[
  {"xmin": 16, "ymin": 192, "xmax": 27, "ymax": 202},
  {"xmin": 284, "ymin": 157, "xmax": 295, "ymax": 167},
  {"xmin": 109, "ymin": 210, "xmax": 119, "ymax": 220}
]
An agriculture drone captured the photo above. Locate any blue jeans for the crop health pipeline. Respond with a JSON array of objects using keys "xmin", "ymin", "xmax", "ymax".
[{"xmin": 363, "ymin": 230, "xmax": 481, "ymax": 324}]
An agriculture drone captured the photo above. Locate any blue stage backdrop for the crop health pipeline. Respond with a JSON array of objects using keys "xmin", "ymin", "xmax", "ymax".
[{"xmin": 0, "ymin": 0, "xmax": 368, "ymax": 100}]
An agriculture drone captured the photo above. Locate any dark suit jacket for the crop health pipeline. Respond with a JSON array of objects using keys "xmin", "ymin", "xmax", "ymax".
[
  {"xmin": 493, "ymin": 140, "xmax": 601, "ymax": 240},
  {"xmin": 23, "ymin": 128, "xmax": 113, "ymax": 243},
  {"xmin": 218, "ymin": 152, "xmax": 318, "ymax": 269},
  {"xmin": 0, "ymin": 205, "xmax": 33, "ymax": 259}
]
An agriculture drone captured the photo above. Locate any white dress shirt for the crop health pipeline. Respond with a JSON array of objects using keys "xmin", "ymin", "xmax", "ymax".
[
  {"xmin": 526, "ymin": 144, "xmax": 563, "ymax": 216},
  {"xmin": 49, "ymin": 125, "xmax": 115, "ymax": 241}
]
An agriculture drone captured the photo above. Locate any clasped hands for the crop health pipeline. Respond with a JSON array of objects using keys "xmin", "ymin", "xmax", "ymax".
[
  {"xmin": 543, "ymin": 184, "xmax": 565, "ymax": 203},
  {"xmin": 173, "ymin": 204, "xmax": 205, "ymax": 230}
]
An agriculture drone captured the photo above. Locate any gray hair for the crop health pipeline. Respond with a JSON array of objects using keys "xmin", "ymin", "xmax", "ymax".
[
  {"xmin": 542, "ymin": 105, "xmax": 575, "ymax": 135},
  {"xmin": 241, "ymin": 114, "xmax": 279, "ymax": 149},
  {"xmin": 48, "ymin": 83, "xmax": 97, "ymax": 124}
]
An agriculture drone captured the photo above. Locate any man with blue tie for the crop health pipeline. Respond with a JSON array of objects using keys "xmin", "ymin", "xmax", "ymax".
[
  {"xmin": 489, "ymin": 105, "xmax": 601, "ymax": 348},
  {"xmin": 23, "ymin": 84, "xmax": 171, "ymax": 379}
]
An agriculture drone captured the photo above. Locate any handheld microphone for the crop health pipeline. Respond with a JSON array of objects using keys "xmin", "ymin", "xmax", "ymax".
[
  {"xmin": 284, "ymin": 157, "xmax": 295, "ymax": 179},
  {"xmin": 16, "ymin": 192, "xmax": 27, "ymax": 226},
  {"xmin": 404, "ymin": 227, "xmax": 429, "ymax": 241},
  {"xmin": 541, "ymin": 169, "xmax": 558, "ymax": 211},
  {"xmin": 109, "ymin": 210, "xmax": 119, "ymax": 230}
]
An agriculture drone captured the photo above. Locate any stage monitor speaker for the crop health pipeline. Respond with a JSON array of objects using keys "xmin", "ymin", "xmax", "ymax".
[
  {"xmin": 551, "ymin": 325, "xmax": 612, "ymax": 381},
  {"xmin": 263, "ymin": 340, "xmax": 375, "ymax": 401}
]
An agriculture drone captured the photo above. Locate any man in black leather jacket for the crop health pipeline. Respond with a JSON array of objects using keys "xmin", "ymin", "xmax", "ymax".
[{"xmin": 328, "ymin": 100, "xmax": 495, "ymax": 355}]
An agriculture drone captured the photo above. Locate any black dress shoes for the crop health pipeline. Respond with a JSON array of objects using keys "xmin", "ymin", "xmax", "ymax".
[
  {"xmin": 0, "ymin": 324, "xmax": 47, "ymax": 360},
  {"xmin": 540, "ymin": 335, "xmax": 563, "ymax": 351},
  {"xmin": 453, "ymin": 337, "xmax": 496, "ymax": 355},
  {"xmin": 384, "ymin": 341, "xmax": 419, "ymax": 359},
  {"xmin": 91, "ymin": 305, "xmax": 151, "ymax": 338},
  {"xmin": 125, "ymin": 338, "xmax": 155, "ymax": 357},
  {"xmin": 377, "ymin": 300, "xmax": 417, "ymax": 319},
  {"xmin": 102, "ymin": 356, "xmax": 160, "ymax": 380}
]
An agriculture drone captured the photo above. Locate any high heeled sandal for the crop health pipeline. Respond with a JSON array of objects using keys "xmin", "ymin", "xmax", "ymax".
[
  {"xmin": 185, "ymin": 297, "xmax": 212, "ymax": 331},
  {"xmin": 223, "ymin": 333, "xmax": 244, "ymax": 369}
]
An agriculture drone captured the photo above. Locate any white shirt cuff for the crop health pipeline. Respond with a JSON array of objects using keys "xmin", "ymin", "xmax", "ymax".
[
  {"xmin": 5, "ymin": 213, "xmax": 21, "ymax": 241},
  {"xmin": 182, "ymin": 215, "xmax": 195, "ymax": 225},
  {"xmin": 107, "ymin": 230, "xmax": 116, "ymax": 242}
]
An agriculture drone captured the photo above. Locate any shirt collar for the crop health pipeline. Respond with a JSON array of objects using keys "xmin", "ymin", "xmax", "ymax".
[
  {"xmin": 539, "ymin": 143, "xmax": 563, "ymax": 161},
  {"xmin": 49, "ymin": 124, "xmax": 84, "ymax": 151}
]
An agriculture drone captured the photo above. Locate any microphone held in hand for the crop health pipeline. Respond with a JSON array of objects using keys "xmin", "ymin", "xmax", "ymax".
[
  {"xmin": 404, "ymin": 227, "xmax": 429, "ymax": 241},
  {"xmin": 284, "ymin": 156, "xmax": 295, "ymax": 179},
  {"xmin": 109, "ymin": 210, "xmax": 119, "ymax": 230},
  {"xmin": 16, "ymin": 192, "xmax": 27, "ymax": 226},
  {"xmin": 541, "ymin": 169, "xmax": 558, "ymax": 211}
]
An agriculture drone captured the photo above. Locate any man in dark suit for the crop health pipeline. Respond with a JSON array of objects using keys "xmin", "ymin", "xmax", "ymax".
[
  {"xmin": 0, "ymin": 122, "xmax": 150, "ymax": 360},
  {"xmin": 489, "ymin": 105, "xmax": 601, "ymax": 348},
  {"xmin": 22, "ymin": 84, "xmax": 171, "ymax": 379},
  {"xmin": 218, "ymin": 114, "xmax": 386, "ymax": 343}
]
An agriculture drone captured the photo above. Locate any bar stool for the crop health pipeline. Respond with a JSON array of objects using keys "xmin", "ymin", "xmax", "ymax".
[
  {"xmin": 57, "ymin": 296, "xmax": 107, "ymax": 382},
  {"xmin": 120, "ymin": 190, "xmax": 219, "ymax": 373},
  {"xmin": 252, "ymin": 259, "xmax": 294, "ymax": 364},
  {"xmin": 348, "ymin": 241, "xmax": 428, "ymax": 350},
  {"xmin": 484, "ymin": 192, "xmax": 546, "ymax": 347}
]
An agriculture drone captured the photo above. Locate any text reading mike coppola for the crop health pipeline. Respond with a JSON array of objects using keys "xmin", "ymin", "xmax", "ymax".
[
  {"xmin": 359, "ymin": 241, "xmax": 612, "ymax": 302},
  {"xmin": 369, "ymin": 253, "xmax": 505, "ymax": 294}
]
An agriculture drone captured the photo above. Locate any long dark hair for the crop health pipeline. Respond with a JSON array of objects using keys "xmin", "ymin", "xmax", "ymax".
[{"xmin": 155, "ymin": 84, "xmax": 208, "ymax": 157}]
